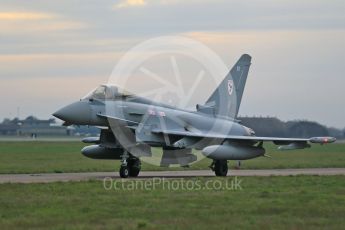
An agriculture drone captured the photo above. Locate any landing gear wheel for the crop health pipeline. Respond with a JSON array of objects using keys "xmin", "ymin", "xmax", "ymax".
[
  {"xmin": 214, "ymin": 160, "xmax": 228, "ymax": 177},
  {"xmin": 119, "ymin": 166, "xmax": 130, "ymax": 178},
  {"xmin": 128, "ymin": 158, "xmax": 141, "ymax": 177}
]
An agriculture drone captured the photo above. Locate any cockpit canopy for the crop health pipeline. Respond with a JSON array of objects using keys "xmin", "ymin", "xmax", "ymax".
[{"xmin": 82, "ymin": 85, "xmax": 132, "ymax": 100}]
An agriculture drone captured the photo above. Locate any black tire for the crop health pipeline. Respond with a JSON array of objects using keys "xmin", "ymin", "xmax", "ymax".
[
  {"xmin": 128, "ymin": 158, "xmax": 141, "ymax": 177},
  {"xmin": 214, "ymin": 160, "xmax": 228, "ymax": 177},
  {"xmin": 119, "ymin": 166, "xmax": 130, "ymax": 178}
]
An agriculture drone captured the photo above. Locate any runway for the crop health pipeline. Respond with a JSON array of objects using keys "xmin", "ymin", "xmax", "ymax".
[{"xmin": 0, "ymin": 168, "xmax": 345, "ymax": 184}]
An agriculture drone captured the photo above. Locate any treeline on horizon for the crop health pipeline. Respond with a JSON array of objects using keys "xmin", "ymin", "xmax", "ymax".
[
  {"xmin": 1, "ymin": 115, "xmax": 343, "ymax": 139},
  {"xmin": 238, "ymin": 116, "xmax": 344, "ymax": 139}
]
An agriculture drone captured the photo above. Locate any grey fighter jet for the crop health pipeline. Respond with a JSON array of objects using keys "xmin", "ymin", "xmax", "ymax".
[{"xmin": 53, "ymin": 54, "xmax": 336, "ymax": 178}]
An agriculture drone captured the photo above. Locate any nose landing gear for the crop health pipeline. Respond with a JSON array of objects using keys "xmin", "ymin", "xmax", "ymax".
[{"xmin": 119, "ymin": 151, "xmax": 141, "ymax": 178}]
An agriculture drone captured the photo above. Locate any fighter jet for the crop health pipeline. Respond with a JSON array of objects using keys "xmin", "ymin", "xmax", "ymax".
[{"xmin": 53, "ymin": 54, "xmax": 336, "ymax": 178}]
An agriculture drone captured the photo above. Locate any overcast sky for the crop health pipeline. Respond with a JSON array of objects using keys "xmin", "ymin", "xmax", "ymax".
[{"xmin": 0, "ymin": 0, "xmax": 344, "ymax": 128}]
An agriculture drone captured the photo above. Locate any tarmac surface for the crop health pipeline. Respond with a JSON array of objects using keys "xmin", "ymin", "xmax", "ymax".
[{"xmin": 0, "ymin": 168, "xmax": 345, "ymax": 184}]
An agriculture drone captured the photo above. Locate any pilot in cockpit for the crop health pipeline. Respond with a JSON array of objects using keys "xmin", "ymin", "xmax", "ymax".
[{"xmin": 82, "ymin": 85, "xmax": 132, "ymax": 101}]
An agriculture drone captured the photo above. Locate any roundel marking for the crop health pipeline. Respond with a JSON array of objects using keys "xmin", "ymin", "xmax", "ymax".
[{"xmin": 227, "ymin": 80, "xmax": 234, "ymax": 96}]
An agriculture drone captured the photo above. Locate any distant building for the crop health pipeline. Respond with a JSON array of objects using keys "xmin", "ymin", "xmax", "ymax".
[{"xmin": 0, "ymin": 116, "xmax": 73, "ymax": 137}]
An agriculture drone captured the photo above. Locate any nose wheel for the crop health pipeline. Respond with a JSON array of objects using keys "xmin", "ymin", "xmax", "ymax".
[
  {"xmin": 128, "ymin": 158, "xmax": 141, "ymax": 177},
  {"xmin": 119, "ymin": 165, "xmax": 130, "ymax": 178},
  {"xmin": 119, "ymin": 152, "xmax": 141, "ymax": 178}
]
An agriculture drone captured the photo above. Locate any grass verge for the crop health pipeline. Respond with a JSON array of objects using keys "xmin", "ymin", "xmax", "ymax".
[
  {"xmin": 0, "ymin": 176, "xmax": 344, "ymax": 229},
  {"xmin": 0, "ymin": 142, "xmax": 344, "ymax": 174}
]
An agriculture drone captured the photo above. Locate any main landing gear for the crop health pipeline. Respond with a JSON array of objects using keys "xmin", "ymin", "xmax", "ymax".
[
  {"xmin": 210, "ymin": 160, "xmax": 228, "ymax": 177},
  {"xmin": 119, "ymin": 151, "xmax": 141, "ymax": 178}
]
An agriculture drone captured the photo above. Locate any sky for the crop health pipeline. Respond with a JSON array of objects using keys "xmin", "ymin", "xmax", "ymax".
[{"xmin": 0, "ymin": 0, "xmax": 344, "ymax": 128}]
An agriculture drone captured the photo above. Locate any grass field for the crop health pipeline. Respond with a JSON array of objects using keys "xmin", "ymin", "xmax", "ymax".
[
  {"xmin": 1, "ymin": 142, "xmax": 344, "ymax": 229},
  {"xmin": 0, "ymin": 141, "xmax": 344, "ymax": 174},
  {"xmin": 0, "ymin": 176, "xmax": 344, "ymax": 229}
]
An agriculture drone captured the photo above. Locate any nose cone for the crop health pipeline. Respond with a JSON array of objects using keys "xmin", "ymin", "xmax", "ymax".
[{"xmin": 53, "ymin": 101, "xmax": 92, "ymax": 125}]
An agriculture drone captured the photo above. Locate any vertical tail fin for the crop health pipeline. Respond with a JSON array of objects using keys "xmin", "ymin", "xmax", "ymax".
[{"xmin": 204, "ymin": 54, "xmax": 251, "ymax": 119}]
